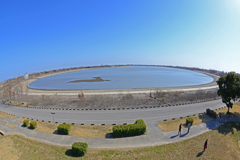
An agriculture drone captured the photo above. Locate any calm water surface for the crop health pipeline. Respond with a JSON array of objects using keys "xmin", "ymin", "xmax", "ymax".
[{"xmin": 28, "ymin": 66, "xmax": 214, "ymax": 90}]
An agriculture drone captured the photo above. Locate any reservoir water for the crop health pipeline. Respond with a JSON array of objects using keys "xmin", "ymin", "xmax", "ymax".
[{"xmin": 28, "ymin": 66, "xmax": 214, "ymax": 90}]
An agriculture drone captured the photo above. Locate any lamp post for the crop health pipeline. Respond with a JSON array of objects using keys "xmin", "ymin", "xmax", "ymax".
[{"xmin": 51, "ymin": 112, "xmax": 55, "ymax": 123}]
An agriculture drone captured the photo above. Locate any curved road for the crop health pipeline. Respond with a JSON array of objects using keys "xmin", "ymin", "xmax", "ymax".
[{"xmin": 0, "ymin": 99, "xmax": 224, "ymax": 125}]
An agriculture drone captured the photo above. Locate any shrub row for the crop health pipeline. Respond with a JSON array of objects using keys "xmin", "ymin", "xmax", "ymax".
[
  {"xmin": 206, "ymin": 108, "xmax": 217, "ymax": 119},
  {"xmin": 113, "ymin": 119, "xmax": 146, "ymax": 138},
  {"xmin": 23, "ymin": 119, "xmax": 29, "ymax": 127},
  {"xmin": 72, "ymin": 142, "xmax": 88, "ymax": 156},
  {"xmin": 23, "ymin": 120, "xmax": 71, "ymax": 134},
  {"xmin": 58, "ymin": 124, "xmax": 71, "ymax": 135},
  {"xmin": 186, "ymin": 117, "xmax": 194, "ymax": 125},
  {"xmin": 23, "ymin": 120, "xmax": 37, "ymax": 129}
]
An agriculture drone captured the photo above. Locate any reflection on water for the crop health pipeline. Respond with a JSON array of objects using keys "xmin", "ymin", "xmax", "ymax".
[{"xmin": 28, "ymin": 66, "xmax": 214, "ymax": 90}]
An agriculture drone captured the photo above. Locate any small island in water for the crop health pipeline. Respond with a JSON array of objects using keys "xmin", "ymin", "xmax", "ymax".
[{"xmin": 68, "ymin": 77, "xmax": 110, "ymax": 83}]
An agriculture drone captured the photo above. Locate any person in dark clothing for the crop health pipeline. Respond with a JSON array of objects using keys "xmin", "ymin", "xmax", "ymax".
[
  {"xmin": 187, "ymin": 122, "xmax": 191, "ymax": 133},
  {"xmin": 178, "ymin": 123, "xmax": 182, "ymax": 136},
  {"xmin": 219, "ymin": 113, "xmax": 222, "ymax": 123},
  {"xmin": 204, "ymin": 139, "xmax": 208, "ymax": 151}
]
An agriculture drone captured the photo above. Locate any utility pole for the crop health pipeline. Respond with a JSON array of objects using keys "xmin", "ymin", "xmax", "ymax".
[{"xmin": 51, "ymin": 112, "xmax": 55, "ymax": 123}]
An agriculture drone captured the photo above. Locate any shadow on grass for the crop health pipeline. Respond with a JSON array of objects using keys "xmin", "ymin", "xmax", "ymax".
[
  {"xmin": 27, "ymin": 126, "xmax": 35, "ymax": 130},
  {"xmin": 105, "ymin": 133, "xmax": 114, "ymax": 138},
  {"xmin": 196, "ymin": 150, "xmax": 204, "ymax": 157},
  {"xmin": 21, "ymin": 123, "xmax": 34, "ymax": 129},
  {"xmin": 53, "ymin": 130, "xmax": 69, "ymax": 136},
  {"xmin": 65, "ymin": 149, "xmax": 84, "ymax": 158},
  {"xmin": 53, "ymin": 130, "xmax": 58, "ymax": 134},
  {"xmin": 216, "ymin": 122, "xmax": 240, "ymax": 135},
  {"xmin": 182, "ymin": 123, "xmax": 187, "ymax": 128},
  {"xmin": 198, "ymin": 113, "xmax": 214, "ymax": 123},
  {"xmin": 220, "ymin": 112, "xmax": 240, "ymax": 118}
]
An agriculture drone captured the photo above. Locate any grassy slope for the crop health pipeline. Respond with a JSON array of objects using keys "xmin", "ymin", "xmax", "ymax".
[
  {"xmin": 158, "ymin": 102, "xmax": 240, "ymax": 132},
  {"xmin": 216, "ymin": 102, "xmax": 240, "ymax": 117},
  {"xmin": 0, "ymin": 111, "xmax": 15, "ymax": 119},
  {"xmin": 17, "ymin": 117, "xmax": 113, "ymax": 138},
  {"xmin": 158, "ymin": 113, "xmax": 214, "ymax": 132},
  {"xmin": 1, "ymin": 122, "xmax": 240, "ymax": 160}
]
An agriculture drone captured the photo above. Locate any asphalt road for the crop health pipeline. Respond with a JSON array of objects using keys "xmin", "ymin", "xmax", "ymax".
[{"xmin": 0, "ymin": 99, "xmax": 224, "ymax": 125}]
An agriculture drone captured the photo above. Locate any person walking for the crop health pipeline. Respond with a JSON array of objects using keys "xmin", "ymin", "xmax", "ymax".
[
  {"xmin": 203, "ymin": 139, "xmax": 208, "ymax": 151},
  {"xmin": 187, "ymin": 122, "xmax": 191, "ymax": 133},
  {"xmin": 218, "ymin": 113, "xmax": 222, "ymax": 123},
  {"xmin": 178, "ymin": 123, "xmax": 182, "ymax": 136}
]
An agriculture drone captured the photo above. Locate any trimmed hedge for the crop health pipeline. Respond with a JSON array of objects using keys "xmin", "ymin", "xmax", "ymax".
[
  {"xmin": 206, "ymin": 108, "xmax": 217, "ymax": 119},
  {"xmin": 23, "ymin": 119, "xmax": 29, "ymax": 127},
  {"xmin": 72, "ymin": 142, "xmax": 88, "ymax": 156},
  {"xmin": 186, "ymin": 117, "xmax": 194, "ymax": 125},
  {"xmin": 113, "ymin": 119, "xmax": 146, "ymax": 138},
  {"xmin": 30, "ymin": 121, "xmax": 37, "ymax": 129},
  {"xmin": 58, "ymin": 124, "xmax": 71, "ymax": 135}
]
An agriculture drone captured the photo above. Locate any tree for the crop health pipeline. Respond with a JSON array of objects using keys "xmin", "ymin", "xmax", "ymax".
[{"xmin": 217, "ymin": 72, "xmax": 240, "ymax": 113}]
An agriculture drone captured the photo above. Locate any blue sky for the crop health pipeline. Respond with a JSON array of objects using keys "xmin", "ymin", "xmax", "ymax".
[{"xmin": 1, "ymin": 0, "xmax": 240, "ymax": 82}]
